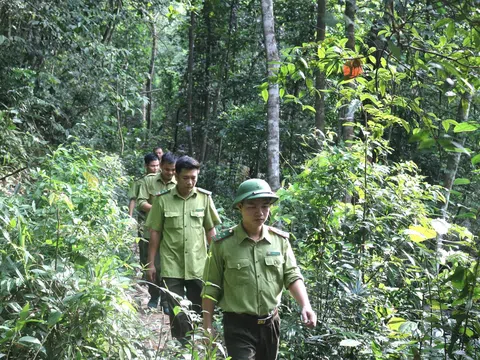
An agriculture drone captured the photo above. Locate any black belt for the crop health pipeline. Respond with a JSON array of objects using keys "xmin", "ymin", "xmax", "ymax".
[{"xmin": 224, "ymin": 308, "xmax": 278, "ymax": 325}]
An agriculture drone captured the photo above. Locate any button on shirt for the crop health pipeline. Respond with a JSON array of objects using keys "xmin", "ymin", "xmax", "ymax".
[
  {"xmin": 146, "ymin": 187, "xmax": 221, "ymax": 280},
  {"xmin": 137, "ymin": 173, "xmax": 176, "ymax": 239},
  {"xmin": 202, "ymin": 224, "xmax": 303, "ymax": 316}
]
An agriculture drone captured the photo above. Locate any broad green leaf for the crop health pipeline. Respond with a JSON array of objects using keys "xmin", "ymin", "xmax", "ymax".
[
  {"xmin": 399, "ymin": 321, "xmax": 418, "ymax": 334},
  {"xmin": 387, "ymin": 317, "xmax": 406, "ymax": 331},
  {"xmin": 339, "ymin": 339, "xmax": 361, "ymax": 347},
  {"xmin": 453, "ymin": 178, "xmax": 470, "ymax": 185},
  {"xmin": 472, "ymin": 154, "xmax": 480, "ymax": 165},
  {"xmin": 405, "ymin": 226, "xmax": 436, "ymax": 243},
  {"xmin": 261, "ymin": 89, "xmax": 268, "ymax": 103},
  {"xmin": 446, "ymin": 21, "xmax": 455, "ymax": 39},
  {"xmin": 48, "ymin": 311, "xmax": 63, "ymax": 326},
  {"xmin": 454, "ymin": 123, "xmax": 478, "ymax": 133},
  {"xmin": 83, "ymin": 172, "xmax": 99, "ymax": 188},
  {"xmin": 18, "ymin": 336, "xmax": 41, "ymax": 347}
]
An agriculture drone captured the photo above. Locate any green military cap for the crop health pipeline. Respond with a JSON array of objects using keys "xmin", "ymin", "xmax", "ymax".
[{"xmin": 232, "ymin": 179, "xmax": 279, "ymax": 207}]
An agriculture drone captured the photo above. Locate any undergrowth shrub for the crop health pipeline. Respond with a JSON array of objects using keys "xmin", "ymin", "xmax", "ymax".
[
  {"xmin": 0, "ymin": 144, "xmax": 153, "ymax": 359},
  {"xmin": 274, "ymin": 137, "xmax": 477, "ymax": 359}
]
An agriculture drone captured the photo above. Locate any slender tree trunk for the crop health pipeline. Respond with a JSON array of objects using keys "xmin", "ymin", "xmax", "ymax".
[
  {"xmin": 314, "ymin": 0, "xmax": 326, "ymax": 134},
  {"xmin": 442, "ymin": 92, "xmax": 472, "ymax": 216},
  {"xmin": 186, "ymin": 10, "xmax": 196, "ymax": 156},
  {"xmin": 260, "ymin": 0, "xmax": 280, "ymax": 190},
  {"xmin": 145, "ymin": 19, "xmax": 157, "ymax": 135},
  {"xmin": 342, "ymin": 0, "xmax": 356, "ymax": 143},
  {"xmin": 200, "ymin": 1, "xmax": 213, "ymax": 162},
  {"xmin": 437, "ymin": 92, "xmax": 472, "ymax": 269}
]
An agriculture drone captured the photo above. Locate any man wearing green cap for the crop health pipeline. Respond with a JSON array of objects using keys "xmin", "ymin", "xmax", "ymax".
[{"xmin": 202, "ymin": 179, "xmax": 316, "ymax": 360}]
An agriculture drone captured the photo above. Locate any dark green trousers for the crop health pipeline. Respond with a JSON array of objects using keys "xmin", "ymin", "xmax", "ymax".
[
  {"xmin": 223, "ymin": 311, "xmax": 280, "ymax": 360},
  {"xmin": 163, "ymin": 277, "xmax": 203, "ymax": 339}
]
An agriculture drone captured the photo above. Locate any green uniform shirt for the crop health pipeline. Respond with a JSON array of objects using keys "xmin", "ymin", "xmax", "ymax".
[
  {"xmin": 137, "ymin": 173, "xmax": 176, "ymax": 239},
  {"xmin": 202, "ymin": 224, "xmax": 303, "ymax": 316},
  {"xmin": 128, "ymin": 174, "xmax": 156, "ymax": 224},
  {"xmin": 146, "ymin": 186, "xmax": 221, "ymax": 280}
]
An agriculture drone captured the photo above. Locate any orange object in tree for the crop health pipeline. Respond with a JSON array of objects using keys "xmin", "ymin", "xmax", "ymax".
[{"xmin": 343, "ymin": 58, "xmax": 363, "ymax": 79}]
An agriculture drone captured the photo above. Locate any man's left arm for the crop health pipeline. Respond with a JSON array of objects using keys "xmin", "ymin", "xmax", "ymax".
[
  {"xmin": 283, "ymin": 239, "xmax": 317, "ymax": 328},
  {"xmin": 288, "ymin": 279, "xmax": 317, "ymax": 328},
  {"xmin": 203, "ymin": 195, "xmax": 221, "ymax": 244}
]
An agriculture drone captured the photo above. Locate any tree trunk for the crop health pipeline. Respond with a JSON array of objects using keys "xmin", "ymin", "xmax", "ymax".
[
  {"xmin": 342, "ymin": 0, "xmax": 356, "ymax": 143},
  {"xmin": 145, "ymin": 19, "xmax": 157, "ymax": 135},
  {"xmin": 442, "ymin": 92, "xmax": 472, "ymax": 216},
  {"xmin": 260, "ymin": 0, "xmax": 280, "ymax": 191},
  {"xmin": 200, "ymin": 1, "xmax": 213, "ymax": 162},
  {"xmin": 314, "ymin": 0, "xmax": 326, "ymax": 134},
  {"xmin": 186, "ymin": 9, "xmax": 196, "ymax": 156}
]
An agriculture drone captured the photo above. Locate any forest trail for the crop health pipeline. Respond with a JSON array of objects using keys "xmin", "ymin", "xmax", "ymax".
[{"xmin": 133, "ymin": 282, "xmax": 172, "ymax": 352}]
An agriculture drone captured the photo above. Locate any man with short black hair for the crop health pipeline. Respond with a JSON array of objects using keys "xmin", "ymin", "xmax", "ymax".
[
  {"xmin": 137, "ymin": 152, "xmax": 177, "ymax": 311},
  {"xmin": 153, "ymin": 147, "xmax": 163, "ymax": 161},
  {"xmin": 127, "ymin": 153, "xmax": 160, "ymax": 218},
  {"xmin": 146, "ymin": 155, "xmax": 221, "ymax": 339}
]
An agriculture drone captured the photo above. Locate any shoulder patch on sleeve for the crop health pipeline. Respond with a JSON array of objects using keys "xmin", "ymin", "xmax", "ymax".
[
  {"xmin": 268, "ymin": 226, "xmax": 290, "ymax": 239},
  {"xmin": 155, "ymin": 188, "xmax": 171, "ymax": 196},
  {"xmin": 213, "ymin": 228, "xmax": 234, "ymax": 242},
  {"xmin": 197, "ymin": 187, "xmax": 212, "ymax": 195}
]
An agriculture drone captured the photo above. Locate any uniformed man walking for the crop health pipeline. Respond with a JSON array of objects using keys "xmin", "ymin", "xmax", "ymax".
[
  {"xmin": 137, "ymin": 152, "xmax": 177, "ymax": 311},
  {"xmin": 146, "ymin": 155, "xmax": 221, "ymax": 339},
  {"xmin": 127, "ymin": 153, "xmax": 160, "ymax": 218},
  {"xmin": 202, "ymin": 179, "xmax": 317, "ymax": 360}
]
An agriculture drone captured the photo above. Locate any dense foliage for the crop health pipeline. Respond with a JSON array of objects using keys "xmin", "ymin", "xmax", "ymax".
[{"xmin": 1, "ymin": 0, "xmax": 478, "ymax": 359}]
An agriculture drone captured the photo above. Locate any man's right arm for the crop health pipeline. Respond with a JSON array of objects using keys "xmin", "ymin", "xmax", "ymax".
[
  {"xmin": 128, "ymin": 199, "xmax": 136, "ymax": 217},
  {"xmin": 147, "ymin": 229, "xmax": 161, "ymax": 282},
  {"xmin": 137, "ymin": 181, "xmax": 152, "ymax": 213}
]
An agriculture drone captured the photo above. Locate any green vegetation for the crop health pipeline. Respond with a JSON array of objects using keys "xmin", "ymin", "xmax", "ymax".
[{"xmin": 1, "ymin": 0, "xmax": 478, "ymax": 358}]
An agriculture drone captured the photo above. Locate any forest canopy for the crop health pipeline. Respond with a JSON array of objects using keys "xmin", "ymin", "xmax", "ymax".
[{"xmin": 1, "ymin": 0, "xmax": 479, "ymax": 358}]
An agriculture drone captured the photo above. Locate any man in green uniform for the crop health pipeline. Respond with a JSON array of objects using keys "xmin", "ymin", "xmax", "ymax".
[
  {"xmin": 202, "ymin": 179, "xmax": 317, "ymax": 360},
  {"xmin": 127, "ymin": 153, "xmax": 160, "ymax": 218},
  {"xmin": 153, "ymin": 146, "xmax": 163, "ymax": 161},
  {"xmin": 146, "ymin": 155, "xmax": 221, "ymax": 339},
  {"xmin": 137, "ymin": 152, "xmax": 177, "ymax": 311}
]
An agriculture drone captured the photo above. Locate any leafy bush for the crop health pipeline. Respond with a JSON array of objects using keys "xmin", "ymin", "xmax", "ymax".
[
  {"xmin": 274, "ymin": 137, "xmax": 478, "ymax": 359},
  {"xmin": 0, "ymin": 144, "xmax": 153, "ymax": 359}
]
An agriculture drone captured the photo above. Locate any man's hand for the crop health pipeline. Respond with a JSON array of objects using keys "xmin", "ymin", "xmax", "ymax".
[
  {"xmin": 147, "ymin": 263, "xmax": 156, "ymax": 283},
  {"xmin": 301, "ymin": 305, "xmax": 317, "ymax": 328}
]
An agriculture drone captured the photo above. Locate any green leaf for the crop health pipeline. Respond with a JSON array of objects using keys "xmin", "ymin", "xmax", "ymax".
[
  {"xmin": 261, "ymin": 89, "xmax": 269, "ymax": 103},
  {"xmin": 339, "ymin": 339, "xmax": 361, "ymax": 347},
  {"xmin": 48, "ymin": 311, "xmax": 63, "ymax": 326},
  {"xmin": 18, "ymin": 336, "xmax": 42, "ymax": 347},
  {"xmin": 453, "ymin": 178, "xmax": 470, "ymax": 185},
  {"xmin": 454, "ymin": 122, "xmax": 478, "ymax": 133},
  {"xmin": 405, "ymin": 225, "xmax": 436, "ymax": 243},
  {"xmin": 471, "ymin": 154, "xmax": 480, "ymax": 165},
  {"xmin": 446, "ymin": 21, "xmax": 455, "ymax": 39},
  {"xmin": 387, "ymin": 317, "xmax": 406, "ymax": 331}
]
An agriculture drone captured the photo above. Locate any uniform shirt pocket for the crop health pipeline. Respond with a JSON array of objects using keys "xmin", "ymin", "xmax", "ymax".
[
  {"xmin": 265, "ymin": 256, "xmax": 284, "ymax": 283},
  {"xmin": 190, "ymin": 210, "xmax": 204, "ymax": 228},
  {"xmin": 164, "ymin": 212, "xmax": 181, "ymax": 229},
  {"xmin": 225, "ymin": 258, "xmax": 251, "ymax": 285}
]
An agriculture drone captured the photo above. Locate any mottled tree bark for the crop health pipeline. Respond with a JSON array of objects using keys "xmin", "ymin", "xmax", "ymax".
[
  {"xmin": 314, "ymin": 0, "xmax": 326, "ymax": 134},
  {"xmin": 442, "ymin": 92, "xmax": 472, "ymax": 216},
  {"xmin": 342, "ymin": 0, "xmax": 356, "ymax": 143},
  {"xmin": 260, "ymin": 0, "xmax": 280, "ymax": 190},
  {"xmin": 145, "ymin": 20, "xmax": 157, "ymax": 134},
  {"xmin": 186, "ymin": 10, "xmax": 195, "ymax": 156}
]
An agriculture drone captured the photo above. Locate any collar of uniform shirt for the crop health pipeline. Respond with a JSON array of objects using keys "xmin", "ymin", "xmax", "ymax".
[
  {"xmin": 172, "ymin": 186, "xmax": 198, "ymax": 199},
  {"xmin": 236, "ymin": 224, "xmax": 273, "ymax": 245}
]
